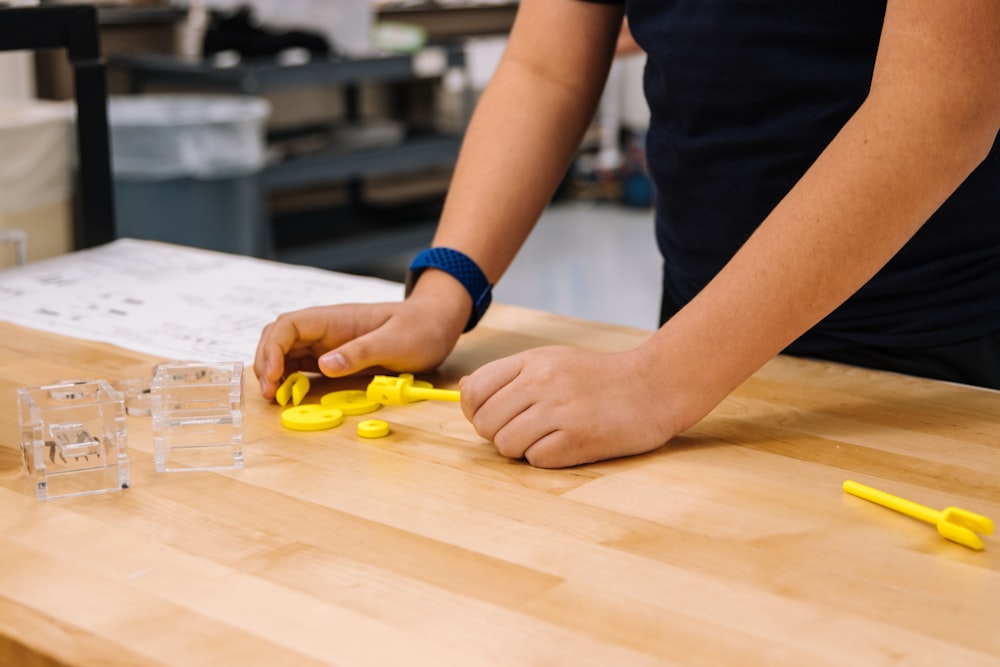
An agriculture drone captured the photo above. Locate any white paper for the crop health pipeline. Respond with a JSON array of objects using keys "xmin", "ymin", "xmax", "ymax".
[{"xmin": 0, "ymin": 238, "xmax": 403, "ymax": 363}]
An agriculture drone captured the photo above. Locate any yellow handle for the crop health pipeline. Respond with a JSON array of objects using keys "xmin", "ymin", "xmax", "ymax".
[
  {"xmin": 842, "ymin": 480, "xmax": 940, "ymax": 525},
  {"xmin": 366, "ymin": 374, "xmax": 460, "ymax": 405},
  {"xmin": 406, "ymin": 386, "xmax": 460, "ymax": 402}
]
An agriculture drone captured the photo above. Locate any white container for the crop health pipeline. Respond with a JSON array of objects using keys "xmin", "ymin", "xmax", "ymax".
[
  {"xmin": 0, "ymin": 100, "xmax": 75, "ymax": 267},
  {"xmin": 0, "ymin": 51, "xmax": 35, "ymax": 101},
  {"xmin": 108, "ymin": 95, "xmax": 271, "ymax": 180}
]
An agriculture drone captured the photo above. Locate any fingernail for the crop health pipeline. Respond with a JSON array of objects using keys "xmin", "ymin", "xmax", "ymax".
[{"xmin": 320, "ymin": 352, "xmax": 348, "ymax": 373}]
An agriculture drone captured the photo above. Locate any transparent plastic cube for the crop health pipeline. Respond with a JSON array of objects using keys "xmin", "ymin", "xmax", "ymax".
[
  {"xmin": 17, "ymin": 380, "xmax": 130, "ymax": 500},
  {"xmin": 151, "ymin": 361, "xmax": 245, "ymax": 472}
]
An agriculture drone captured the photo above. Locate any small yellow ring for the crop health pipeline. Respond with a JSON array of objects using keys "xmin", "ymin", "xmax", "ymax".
[{"xmin": 357, "ymin": 419, "xmax": 390, "ymax": 439}]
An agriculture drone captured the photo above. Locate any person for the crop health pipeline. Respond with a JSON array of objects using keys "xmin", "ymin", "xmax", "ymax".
[{"xmin": 256, "ymin": 0, "xmax": 1000, "ymax": 468}]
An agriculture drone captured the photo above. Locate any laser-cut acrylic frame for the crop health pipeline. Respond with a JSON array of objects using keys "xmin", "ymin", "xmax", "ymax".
[
  {"xmin": 151, "ymin": 361, "xmax": 245, "ymax": 472},
  {"xmin": 18, "ymin": 379, "xmax": 130, "ymax": 500}
]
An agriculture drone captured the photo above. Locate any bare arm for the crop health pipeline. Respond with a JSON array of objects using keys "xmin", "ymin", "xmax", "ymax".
[
  {"xmin": 640, "ymin": 0, "xmax": 1000, "ymax": 430},
  {"xmin": 461, "ymin": 0, "xmax": 1000, "ymax": 467},
  {"xmin": 254, "ymin": 0, "xmax": 623, "ymax": 393},
  {"xmin": 410, "ymin": 0, "xmax": 625, "ymax": 319}
]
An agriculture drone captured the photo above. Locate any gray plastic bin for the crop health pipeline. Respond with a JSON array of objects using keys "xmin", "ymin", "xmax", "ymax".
[{"xmin": 108, "ymin": 95, "xmax": 271, "ymax": 256}]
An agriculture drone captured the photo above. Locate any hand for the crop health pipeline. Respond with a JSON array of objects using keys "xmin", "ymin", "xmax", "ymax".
[
  {"xmin": 459, "ymin": 345, "xmax": 681, "ymax": 468},
  {"xmin": 254, "ymin": 296, "xmax": 463, "ymax": 400}
]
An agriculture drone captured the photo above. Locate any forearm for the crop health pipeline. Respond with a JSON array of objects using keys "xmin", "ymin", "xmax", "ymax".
[
  {"xmin": 431, "ymin": 63, "xmax": 603, "ymax": 281},
  {"xmin": 426, "ymin": 0, "xmax": 623, "ymax": 285}
]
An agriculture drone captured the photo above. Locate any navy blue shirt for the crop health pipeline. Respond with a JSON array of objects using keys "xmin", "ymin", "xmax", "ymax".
[{"xmin": 588, "ymin": 0, "xmax": 1000, "ymax": 353}]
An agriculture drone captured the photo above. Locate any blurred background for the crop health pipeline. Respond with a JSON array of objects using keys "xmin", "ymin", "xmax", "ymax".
[{"xmin": 0, "ymin": 0, "xmax": 659, "ymax": 328}]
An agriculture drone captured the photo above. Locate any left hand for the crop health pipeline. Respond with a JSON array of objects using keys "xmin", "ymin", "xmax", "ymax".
[{"xmin": 459, "ymin": 345, "xmax": 679, "ymax": 468}]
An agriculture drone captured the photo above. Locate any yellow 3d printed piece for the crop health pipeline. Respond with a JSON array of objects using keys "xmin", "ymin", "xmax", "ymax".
[
  {"xmin": 843, "ymin": 480, "xmax": 994, "ymax": 551},
  {"xmin": 321, "ymin": 390, "xmax": 381, "ymax": 415},
  {"xmin": 276, "ymin": 372, "xmax": 310, "ymax": 406},
  {"xmin": 357, "ymin": 419, "xmax": 390, "ymax": 438},
  {"xmin": 281, "ymin": 404, "xmax": 344, "ymax": 431},
  {"xmin": 366, "ymin": 373, "xmax": 460, "ymax": 405}
]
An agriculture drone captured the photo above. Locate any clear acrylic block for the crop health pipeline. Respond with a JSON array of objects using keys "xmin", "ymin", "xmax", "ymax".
[
  {"xmin": 151, "ymin": 361, "xmax": 245, "ymax": 472},
  {"xmin": 17, "ymin": 380, "xmax": 130, "ymax": 500}
]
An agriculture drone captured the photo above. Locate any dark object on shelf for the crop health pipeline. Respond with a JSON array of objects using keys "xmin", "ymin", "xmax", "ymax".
[
  {"xmin": 0, "ymin": 3, "xmax": 115, "ymax": 249},
  {"xmin": 203, "ymin": 4, "xmax": 334, "ymax": 59}
]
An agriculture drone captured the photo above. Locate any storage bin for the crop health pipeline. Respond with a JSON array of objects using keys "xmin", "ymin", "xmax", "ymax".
[
  {"xmin": 0, "ymin": 100, "xmax": 74, "ymax": 268},
  {"xmin": 108, "ymin": 94, "xmax": 271, "ymax": 256}
]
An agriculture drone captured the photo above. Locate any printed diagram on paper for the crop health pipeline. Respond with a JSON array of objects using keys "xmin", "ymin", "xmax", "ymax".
[{"xmin": 0, "ymin": 239, "xmax": 403, "ymax": 362}]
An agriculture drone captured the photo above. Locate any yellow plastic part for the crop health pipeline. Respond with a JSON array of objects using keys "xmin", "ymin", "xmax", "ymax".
[
  {"xmin": 280, "ymin": 404, "xmax": 344, "ymax": 431},
  {"xmin": 321, "ymin": 390, "xmax": 381, "ymax": 415},
  {"xmin": 276, "ymin": 372, "xmax": 310, "ymax": 406},
  {"xmin": 843, "ymin": 480, "xmax": 994, "ymax": 551},
  {"xmin": 357, "ymin": 419, "xmax": 390, "ymax": 438},
  {"xmin": 366, "ymin": 373, "xmax": 460, "ymax": 405}
]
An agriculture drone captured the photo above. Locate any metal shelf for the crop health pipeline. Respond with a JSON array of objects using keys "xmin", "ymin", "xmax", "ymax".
[
  {"xmin": 111, "ymin": 49, "xmax": 466, "ymax": 191},
  {"xmin": 262, "ymin": 133, "xmax": 461, "ymax": 191},
  {"xmin": 110, "ymin": 48, "xmax": 468, "ymax": 265},
  {"xmin": 111, "ymin": 45, "xmax": 464, "ymax": 94}
]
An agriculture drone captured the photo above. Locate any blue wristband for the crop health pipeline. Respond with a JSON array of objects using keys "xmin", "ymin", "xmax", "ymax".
[{"xmin": 405, "ymin": 247, "xmax": 493, "ymax": 332}]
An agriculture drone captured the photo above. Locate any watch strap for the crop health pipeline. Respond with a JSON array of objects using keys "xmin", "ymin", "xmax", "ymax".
[{"xmin": 405, "ymin": 247, "xmax": 493, "ymax": 332}]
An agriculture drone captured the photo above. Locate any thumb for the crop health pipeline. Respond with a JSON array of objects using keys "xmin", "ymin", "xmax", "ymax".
[
  {"xmin": 317, "ymin": 329, "xmax": 390, "ymax": 377},
  {"xmin": 317, "ymin": 349, "xmax": 351, "ymax": 377}
]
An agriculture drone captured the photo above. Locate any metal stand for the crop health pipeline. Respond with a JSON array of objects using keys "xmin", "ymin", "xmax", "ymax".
[{"xmin": 0, "ymin": 4, "xmax": 115, "ymax": 249}]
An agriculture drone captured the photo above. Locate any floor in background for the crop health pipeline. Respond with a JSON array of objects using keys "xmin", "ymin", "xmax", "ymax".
[
  {"xmin": 494, "ymin": 200, "xmax": 661, "ymax": 330},
  {"xmin": 357, "ymin": 200, "xmax": 662, "ymax": 331}
]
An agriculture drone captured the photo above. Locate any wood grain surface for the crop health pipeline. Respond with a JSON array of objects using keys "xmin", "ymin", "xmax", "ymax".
[{"xmin": 1, "ymin": 308, "xmax": 998, "ymax": 666}]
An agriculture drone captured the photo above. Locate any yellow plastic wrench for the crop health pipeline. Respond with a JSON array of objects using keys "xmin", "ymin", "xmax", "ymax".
[
  {"xmin": 843, "ymin": 480, "xmax": 994, "ymax": 551},
  {"xmin": 366, "ymin": 373, "xmax": 460, "ymax": 405}
]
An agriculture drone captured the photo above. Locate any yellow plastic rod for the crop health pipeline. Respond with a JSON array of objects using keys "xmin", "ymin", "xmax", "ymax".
[
  {"xmin": 843, "ymin": 480, "xmax": 994, "ymax": 551},
  {"xmin": 366, "ymin": 374, "xmax": 460, "ymax": 405}
]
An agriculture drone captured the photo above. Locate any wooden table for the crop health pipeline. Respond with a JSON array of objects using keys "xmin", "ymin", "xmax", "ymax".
[{"xmin": 1, "ymin": 309, "xmax": 998, "ymax": 666}]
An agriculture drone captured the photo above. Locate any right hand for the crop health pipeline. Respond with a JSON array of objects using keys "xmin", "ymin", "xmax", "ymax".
[{"xmin": 253, "ymin": 289, "xmax": 466, "ymax": 400}]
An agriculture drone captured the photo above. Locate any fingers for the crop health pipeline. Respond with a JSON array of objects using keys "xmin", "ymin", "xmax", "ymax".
[
  {"xmin": 459, "ymin": 356, "xmax": 522, "ymax": 430},
  {"xmin": 254, "ymin": 301, "xmax": 462, "ymax": 400},
  {"xmin": 520, "ymin": 431, "xmax": 597, "ymax": 469},
  {"xmin": 464, "ymin": 369, "xmax": 590, "ymax": 467},
  {"xmin": 463, "ymin": 384, "xmax": 539, "ymax": 460},
  {"xmin": 316, "ymin": 318, "xmax": 399, "ymax": 378},
  {"xmin": 254, "ymin": 320, "xmax": 291, "ymax": 399},
  {"xmin": 316, "ymin": 307, "xmax": 448, "ymax": 378},
  {"xmin": 461, "ymin": 354, "xmax": 554, "ymax": 459},
  {"xmin": 461, "ymin": 346, "xmax": 676, "ymax": 468},
  {"xmin": 253, "ymin": 304, "xmax": 381, "ymax": 398}
]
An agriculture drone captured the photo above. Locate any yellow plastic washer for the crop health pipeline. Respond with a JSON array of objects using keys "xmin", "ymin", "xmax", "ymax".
[
  {"xmin": 321, "ymin": 389, "xmax": 381, "ymax": 415},
  {"xmin": 281, "ymin": 404, "xmax": 344, "ymax": 431},
  {"xmin": 357, "ymin": 419, "xmax": 390, "ymax": 439}
]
